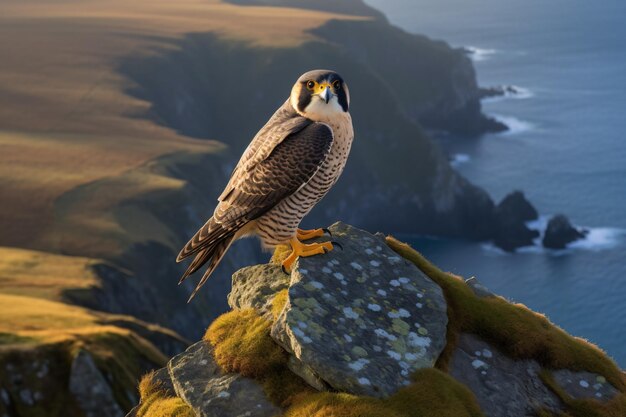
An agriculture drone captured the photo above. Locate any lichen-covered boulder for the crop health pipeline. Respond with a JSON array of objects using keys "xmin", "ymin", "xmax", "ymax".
[
  {"xmin": 228, "ymin": 264, "xmax": 289, "ymax": 318},
  {"xmin": 270, "ymin": 222, "xmax": 448, "ymax": 397},
  {"xmin": 552, "ymin": 369, "xmax": 618, "ymax": 401},
  {"xmin": 449, "ymin": 333, "xmax": 563, "ymax": 417},
  {"xmin": 168, "ymin": 341, "xmax": 280, "ymax": 417}
]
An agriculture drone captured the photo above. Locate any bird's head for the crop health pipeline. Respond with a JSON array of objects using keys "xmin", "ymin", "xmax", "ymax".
[{"xmin": 290, "ymin": 69, "xmax": 350, "ymax": 121}]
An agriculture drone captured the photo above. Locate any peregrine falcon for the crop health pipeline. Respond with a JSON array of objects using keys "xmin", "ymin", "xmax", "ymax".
[{"xmin": 177, "ymin": 69, "xmax": 354, "ymax": 301}]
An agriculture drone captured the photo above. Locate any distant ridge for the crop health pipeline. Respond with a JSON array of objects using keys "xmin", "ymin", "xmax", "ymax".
[{"xmin": 223, "ymin": 0, "xmax": 387, "ymax": 19}]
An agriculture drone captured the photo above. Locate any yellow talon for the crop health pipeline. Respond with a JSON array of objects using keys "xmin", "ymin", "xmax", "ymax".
[
  {"xmin": 296, "ymin": 228, "xmax": 326, "ymax": 241},
  {"xmin": 282, "ymin": 237, "xmax": 333, "ymax": 273}
]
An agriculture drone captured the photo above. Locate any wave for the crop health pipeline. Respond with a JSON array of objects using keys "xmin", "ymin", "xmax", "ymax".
[
  {"xmin": 482, "ymin": 215, "xmax": 624, "ymax": 255},
  {"xmin": 568, "ymin": 228, "xmax": 624, "ymax": 251},
  {"xmin": 450, "ymin": 153, "xmax": 470, "ymax": 167},
  {"xmin": 483, "ymin": 85, "xmax": 534, "ymax": 103},
  {"xmin": 490, "ymin": 114, "xmax": 534, "ymax": 135},
  {"xmin": 464, "ymin": 46, "xmax": 497, "ymax": 62}
]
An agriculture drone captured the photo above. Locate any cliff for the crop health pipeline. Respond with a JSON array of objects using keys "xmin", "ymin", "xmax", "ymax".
[
  {"xmin": 1, "ymin": 0, "xmax": 529, "ymax": 343},
  {"xmin": 128, "ymin": 223, "xmax": 626, "ymax": 417},
  {"xmin": 0, "ymin": 1, "xmax": 559, "ymax": 415}
]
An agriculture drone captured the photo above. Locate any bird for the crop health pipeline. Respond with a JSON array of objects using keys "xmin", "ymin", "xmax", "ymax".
[{"xmin": 177, "ymin": 69, "xmax": 354, "ymax": 301}]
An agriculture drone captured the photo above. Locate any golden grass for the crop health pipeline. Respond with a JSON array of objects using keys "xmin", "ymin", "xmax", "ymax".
[
  {"xmin": 0, "ymin": 0, "xmax": 367, "ymax": 250},
  {"xmin": 136, "ymin": 371, "xmax": 194, "ymax": 417},
  {"xmin": 0, "ymin": 293, "xmax": 97, "ymax": 334},
  {"xmin": 0, "ymin": 246, "xmax": 100, "ymax": 301}
]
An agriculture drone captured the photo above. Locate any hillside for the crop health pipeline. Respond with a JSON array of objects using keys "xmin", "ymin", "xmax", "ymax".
[
  {"xmin": 1, "ymin": 1, "xmax": 537, "ymax": 415},
  {"xmin": 0, "ymin": 0, "xmax": 514, "ymax": 335},
  {"xmin": 0, "ymin": 246, "xmax": 189, "ymax": 416},
  {"xmin": 129, "ymin": 224, "xmax": 626, "ymax": 417}
]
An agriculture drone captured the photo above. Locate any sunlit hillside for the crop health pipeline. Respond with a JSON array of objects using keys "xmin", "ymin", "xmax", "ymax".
[
  {"xmin": 0, "ymin": 0, "xmax": 369, "ymax": 251},
  {"xmin": 0, "ymin": 1, "xmax": 503, "ymax": 414}
]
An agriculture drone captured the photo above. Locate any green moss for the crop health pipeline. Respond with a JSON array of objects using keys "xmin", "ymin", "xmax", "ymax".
[
  {"xmin": 283, "ymin": 392, "xmax": 395, "ymax": 417},
  {"xmin": 386, "ymin": 237, "xmax": 626, "ymax": 392},
  {"xmin": 136, "ymin": 371, "xmax": 194, "ymax": 417},
  {"xmin": 207, "ymin": 288, "xmax": 484, "ymax": 416},
  {"xmin": 540, "ymin": 370, "xmax": 626, "ymax": 417},
  {"xmin": 205, "ymin": 307, "xmax": 313, "ymax": 407},
  {"xmin": 283, "ymin": 368, "xmax": 483, "ymax": 417},
  {"xmin": 205, "ymin": 309, "xmax": 285, "ymax": 378},
  {"xmin": 271, "ymin": 289, "xmax": 289, "ymax": 321}
]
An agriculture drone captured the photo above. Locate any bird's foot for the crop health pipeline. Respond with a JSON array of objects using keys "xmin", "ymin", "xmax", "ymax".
[
  {"xmin": 282, "ymin": 237, "xmax": 333, "ymax": 273},
  {"xmin": 296, "ymin": 227, "xmax": 331, "ymax": 241}
]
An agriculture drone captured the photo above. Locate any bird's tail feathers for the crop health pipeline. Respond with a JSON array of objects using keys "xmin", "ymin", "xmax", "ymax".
[
  {"xmin": 177, "ymin": 217, "xmax": 233, "ymax": 262},
  {"xmin": 185, "ymin": 233, "xmax": 235, "ymax": 302}
]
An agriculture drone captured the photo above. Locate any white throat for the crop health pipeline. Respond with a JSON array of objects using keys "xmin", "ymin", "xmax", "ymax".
[{"xmin": 299, "ymin": 96, "xmax": 345, "ymax": 122}]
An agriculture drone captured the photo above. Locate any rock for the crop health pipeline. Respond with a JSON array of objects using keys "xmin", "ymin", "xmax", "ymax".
[
  {"xmin": 464, "ymin": 277, "xmax": 493, "ymax": 298},
  {"xmin": 449, "ymin": 333, "xmax": 562, "ymax": 417},
  {"xmin": 270, "ymin": 222, "xmax": 448, "ymax": 397},
  {"xmin": 542, "ymin": 214, "xmax": 587, "ymax": 249},
  {"xmin": 168, "ymin": 341, "xmax": 280, "ymax": 417},
  {"xmin": 478, "ymin": 85, "xmax": 523, "ymax": 100},
  {"xmin": 552, "ymin": 369, "xmax": 618, "ymax": 402},
  {"xmin": 494, "ymin": 191, "xmax": 540, "ymax": 251},
  {"xmin": 497, "ymin": 191, "xmax": 539, "ymax": 223},
  {"xmin": 228, "ymin": 264, "xmax": 290, "ymax": 318},
  {"xmin": 69, "ymin": 350, "xmax": 124, "ymax": 417}
]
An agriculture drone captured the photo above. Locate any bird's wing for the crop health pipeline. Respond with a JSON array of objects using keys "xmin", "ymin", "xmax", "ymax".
[
  {"xmin": 219, "ymin": 102, "xmax": 309, "ymax": 201},
  {"xmin": 177, "ymin": 121, "xmax": 334, "ymax": 261}
]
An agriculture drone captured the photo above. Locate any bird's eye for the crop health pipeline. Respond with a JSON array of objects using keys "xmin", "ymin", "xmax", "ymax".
[
  {"xmin": 332, "ymin": 80, "xmax": 341, "ymax": 90},
  {"xmin": 306, "ymin": 81, "xmax": 315, "ymax": 90}
]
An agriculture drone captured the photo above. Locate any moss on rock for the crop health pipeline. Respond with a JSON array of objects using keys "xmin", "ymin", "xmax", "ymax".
[
  {"xmin": 283, "ymin": 368, "xmax": 483, "ymax": 417},
  {"xmin": 540, "ymin": 370, "xmax": 626, "ymax": 417},
  {"xmin": 206, "ymin": 287, "xmax": 484, "ymax": 416},
  {"xmin": 205, "ymin": 309, "xmax": 286, "ymax": 378},
  {"xmin": 204, "ymin": 307, "xmax": 314, "ymax": 408},
  {"xmin": 136, "ymin": 371, "xmax": 194, "ymax": 417},
  {"xmin": 386, "ymin": 236, "xmax": 626, "ymax": 416}
]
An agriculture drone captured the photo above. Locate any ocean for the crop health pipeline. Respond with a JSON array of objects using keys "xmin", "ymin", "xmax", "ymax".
[{"xmin": 366, "ymin": 0, "xmax": 626, "ymax": 366}]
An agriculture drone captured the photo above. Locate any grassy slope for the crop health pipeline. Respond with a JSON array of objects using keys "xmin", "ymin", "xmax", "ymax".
[
  {"xmin": 0, "ymin": 247, "xmax": 190, "ymax": 415},
  {"xmin": 0, "ymin": 2, "xmax": 371, "ymax": 414},
  {"xmin": 0, "ymin": 0, "xmax": 360, "ymax": 251}
]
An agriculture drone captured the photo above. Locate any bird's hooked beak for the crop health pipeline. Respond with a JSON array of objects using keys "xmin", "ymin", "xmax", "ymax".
[{"xmin": 319, "ymin": 85, "xmax": 331, "ymax": 104}]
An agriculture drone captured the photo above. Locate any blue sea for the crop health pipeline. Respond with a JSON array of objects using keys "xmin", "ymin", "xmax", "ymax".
[{"xmin": 366, "ymin": 0, "xmax": 626, "ymax": 366}]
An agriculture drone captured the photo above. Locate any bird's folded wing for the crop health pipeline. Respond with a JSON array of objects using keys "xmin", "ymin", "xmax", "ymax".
[
  {"xmin": 217, "ymin": 122, "xmax": 334, "ymax": 223},
  {"xmin": 177, "ymin": 122, "xmax": 334, "ymax": 262},
  {"xmin": 219, "ymin": 104, "xmax": 310, "ymax": 201}
]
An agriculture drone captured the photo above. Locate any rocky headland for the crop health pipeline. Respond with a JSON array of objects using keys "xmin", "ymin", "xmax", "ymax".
[{"xmin": 128, "ymin": 223, "xmax": 626, "ymax": 417}]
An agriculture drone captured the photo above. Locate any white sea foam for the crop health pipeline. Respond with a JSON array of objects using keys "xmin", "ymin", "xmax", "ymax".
[
  {"xmin": 568, "ymin": 227, "xmax": 624, "ymax": 251},
  {"xmin": 490, "ymin": 114, "xmax": 535, "ymax": 135},
  {"xmin": 450, "ymin": 153, "xmax": 471, "ymax": 167},
  {"xmin": 482, "ymin": 214, "xmax": 624, "ymax": 255},
  {"xmin": 465, "ymin": 46, "xmax": 497, "ymax": 62}
]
